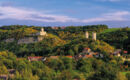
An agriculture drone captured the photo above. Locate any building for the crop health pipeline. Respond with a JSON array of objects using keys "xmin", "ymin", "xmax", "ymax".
[
  {"xmin": 65, "ymin": 56, "xmax": 73, "ymax": 58},
  {"xmin": 82, "ymin": 48, "xmax": 91, "ymax": 53},
  {"xmin": 0, "ymin": 75, "xmax": 8, "ymax": 80},
  {"xmin": 92, "ymin": 32, "xmax": 96, "ymax": 40},
  {"xmin": 85, "ymin": 31, "xmax": 89, "ymax": 39},
  {"xmin": 5, "ymin": 28, "xmax": 47, "ymax": 44},
  {"xmin": 85, "ymin": 31, "xmax": 96, "ymax": 40},
  {"xmin": 36, "ymin": 28, "xmax": 47, "ymax": 36},
  {"xmin": 113, "ymin": 49, "xmax": 122, "ymax": 57},
  {"xmin": 28, "ymin": 56, "xmax": 44, "ymax": 61}
]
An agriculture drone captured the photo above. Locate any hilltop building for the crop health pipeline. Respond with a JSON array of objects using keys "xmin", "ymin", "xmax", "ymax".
[
  {"xmin": 85, "ymin": 31, "xmax": 89, "ymax": 39},
  {"xmin": 92, "ymin": 32, "xmax": 96, "ymax": 40},
  {"xmin": 5, "ymin": 28, "xmax": 47, "ymax": 44},
  {"xmin": 85, "ymin": 31, "xmax": 96, "ymax": 40},
  {"xmin": 36, "ymin": 28, "xmax": 47, "ymax": 36}
]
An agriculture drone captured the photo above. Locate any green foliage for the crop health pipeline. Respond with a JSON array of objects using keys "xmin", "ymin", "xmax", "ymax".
[
  {"xmin": 99, "ymin": 27, "xmax": 130, "ymax": 49},
  {"xmin": 126, "ymin": 73, "xmax": 130, "ymax": 80},
  {"xmin": 0, "ymin": 25, "xmax": 129, "ymax": 80},
  {"xmin": 88, "ymin": 64, "xmax": 118, "ymax": 80}
]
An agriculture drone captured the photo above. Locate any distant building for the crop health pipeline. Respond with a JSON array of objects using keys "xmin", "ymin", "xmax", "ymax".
[
  {"xmin": 0, "ymin": 75, "xmax": 8, "ymax": 80},
  {"xmin": 36, "ymin": 28, "xmax": 47, "ymax": 36},
  {"xmin": 83, "ymin": 48, "xmax": 91, "ymax": 53},
  {"xmin": 8, "ymin": 69, "xmax": 15, "ymax": 78},
  {"xmin": 65, "ymin": 56, "xmax": 73, "ymax": 58},
  {"xmin": 61, "ymin": 26, "xmax": 66, "ymax": 29},
  {"xmin": 92, "ymin": 32, "xmax": 96, "ymax": 40},
  {"xmin": 113, "ymin": 49, "xmax": 122, "ymax": 57},
  {"xmin": 83, "ymin": 54, "xmax": 93, "ymax": 58},
  {"xmin": 28, "ymin": 56, "xmax": 44, "ymax": 61},
  {"xmin": 85, "ymin": 31, "xmax": 96, "ymax": 40},
  {"xmin": 51, "ymin": 27, "xmax": 59, "ymax": 30},
  {"xmin": 85, "ymin": 31, "xmax": 89, "ymax": 39},
  {"xmin": 5, "ymin": 28, "xmax": 47, "ymax": 44}
]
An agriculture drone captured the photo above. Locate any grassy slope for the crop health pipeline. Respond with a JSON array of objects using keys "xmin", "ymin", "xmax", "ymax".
[
  {"xmin": 122, "ymin": 71, "xmax": 130, "ymax": 75},
  {"xmin": 101, "ymin": 28, "xmax": 121, "ymax": 33},
  {"xmin": 101, "ymin": 28, "xmax": 130, "ymax": 34}
]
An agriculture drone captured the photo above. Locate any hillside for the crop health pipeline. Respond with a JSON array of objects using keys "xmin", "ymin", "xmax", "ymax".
[{"xmin": 0, "ymin": 25, "xmax": 129, "ymax": 80}]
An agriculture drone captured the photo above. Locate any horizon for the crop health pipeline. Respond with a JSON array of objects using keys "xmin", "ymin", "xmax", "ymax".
[{"xmin": 0, "ymin": 0, "xmax": 130, "ymax": 27}]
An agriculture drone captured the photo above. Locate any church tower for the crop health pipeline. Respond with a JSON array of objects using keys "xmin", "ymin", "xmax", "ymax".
[
  {"xmin": 40, "ymin": 28, "xmax": 47, "ymax": 36},
  {"xmin": 92, "ymin": 32, "xmax": 96, "ymax": 40},
  {"xmin": 85, "ymin": 31, "xmax": 89, "ymax": 39},
  {"xmin": 38, "ymin": 28, "xmax": 47, "ymax": 41}
]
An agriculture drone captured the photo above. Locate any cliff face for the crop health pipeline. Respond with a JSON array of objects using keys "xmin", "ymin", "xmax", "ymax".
[
  {"xmin": 17, "ymin": 37, "xmax": 38, "ymax": 44},
  {"xmin": 4, "ymin": 36, "xmax": 45, "ymax": 44},
  {"xmin": 4, "ymin": 28, "xmax": 47, "ymax": 44}
]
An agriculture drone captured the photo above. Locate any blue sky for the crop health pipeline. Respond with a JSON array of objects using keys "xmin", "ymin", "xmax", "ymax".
[{"xmin": 0, "ymin": 0, "xmax": 130, "ymax": 27}]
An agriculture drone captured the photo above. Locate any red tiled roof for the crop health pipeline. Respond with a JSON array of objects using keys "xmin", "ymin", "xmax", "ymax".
[
  {"xmin": 65, "ymin": 56, "xmax": 73, "ymax": 58},
  {"xmin": 28, "ymin": 56, "xmax": 43, "ymax": 61},
  {"xmin": 85, "ymin": 55, "xmax": 93, "ymax": 58},
  {"xmin": 124, "ymin": 51, "xmax": 128, "ymax": 54}
]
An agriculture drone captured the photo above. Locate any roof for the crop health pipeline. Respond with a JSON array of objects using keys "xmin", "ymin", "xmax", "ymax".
[
  {"xmin": 65, "ymin": 56, "xmax": 73, "ymax": 58},
  {"xmin": 50, "ymin": 56, "xmax": 59, "ymax": 59},
  {"xmin": 84, "ymin": 48, "xmax": 90, "ymax": 50},
  {"xmin": 123, "ymin": 51, "xmax": 128, "ymax": 54},
  {"xmin": 28, "ymin": 56, "xmax": 43, "ymax": 59},
  {"xmin": 84, "ymin": 54, "xmax": 93, "ymax": 58},
  {"xmin": 28, "ymin": 56, "xmax": 43, "ymax": 61},
  {"xmin": 0, "ymin": 75, "xmax": 8, "ymax": 80}
]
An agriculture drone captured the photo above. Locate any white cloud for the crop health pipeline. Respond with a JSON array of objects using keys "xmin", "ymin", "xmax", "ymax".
[
  {"xmin": 0, "ymin": 6, "xmax": 129, "ymax": 23},
  {"xmin": 82, "ymin": 11, "xmax": 130, "ymax": 23},
  {"xmin": 0, "ymin": 6, "xmax": 79, "ymax": 22}
]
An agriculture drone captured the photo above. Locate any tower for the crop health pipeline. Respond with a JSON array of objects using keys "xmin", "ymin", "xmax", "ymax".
[
  {"xmin": 40, "ymin": 28, "xmax": 47, "ymax": 36},
  {"xmin": 85, "ymin": 31, "xmax": 89, "ymax": 39},
  {"xmin": 92, "ymin": 32, "xmax": 96, "ymax": 40},
  {"xmin": 38, "ymin": 28, "xmax": 47, "ymax": 41}
]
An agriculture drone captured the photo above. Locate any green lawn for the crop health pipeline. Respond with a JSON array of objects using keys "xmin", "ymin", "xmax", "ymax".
[
  {"xmin": 121, "ymin": 71, "xmax": 130, "ymax": 75},
  {"xmin": 101, "ymin": 28, "xmax": 121, "ymax": 33},
  {"xmin": 101, "ymin": 28, "xmax": 130, "ymax": 33}
]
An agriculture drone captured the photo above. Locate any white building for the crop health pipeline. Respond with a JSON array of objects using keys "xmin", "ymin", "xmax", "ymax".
[
  {"xmin": 92, "ymin": 32, "xmax": 96, "ymax": 40},
  {"xmin": 85, "ymin": 31, "xmax": 89, "ymax": 39}
]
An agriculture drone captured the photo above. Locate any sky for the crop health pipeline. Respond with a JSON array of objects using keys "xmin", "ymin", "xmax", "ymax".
[{"xmin": 0, "ymin": 0, "xmax": 130, "ymax": 27}]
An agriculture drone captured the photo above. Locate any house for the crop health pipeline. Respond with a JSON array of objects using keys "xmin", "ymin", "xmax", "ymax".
[
  {"xmin": 51, "ymin": 27, "xmax": 59, "ymax": 30},
  {"xmin": 123, "ymin": 51, "xmax": 128, "ymax": 54},
  {"xmin": 82, "ymin": 48, "xmax": 91, "ymax": 53},
  {"xmin": 65, "ymin": 56, "xmax": 73, "ymax": 58},
  {"xmin": 8, "ymin": 69, "xmax": 15, "ymax": 78},
  {"xmin": 113, "ymin": 49, "xmax": 122, "ymax": 57},
  {"xmin": 60, "ymin": 26, "xmax": 66, "ymax": 29},
  {"xmin": 83, "ymin": 54, "xmax": 93, "ymax": 58},
  {"xmin": 0, "ymin": 75, "xmax": 8, "ymax": 80},
  {"xmin": 28, "ymin": 56, "xmax": 43, "ymax": 61}
]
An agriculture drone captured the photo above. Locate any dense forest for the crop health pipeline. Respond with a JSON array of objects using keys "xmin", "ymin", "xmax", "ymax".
[{"xmin": 0, "ymin": 25, "xmax": 129, "ymax": 80}]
